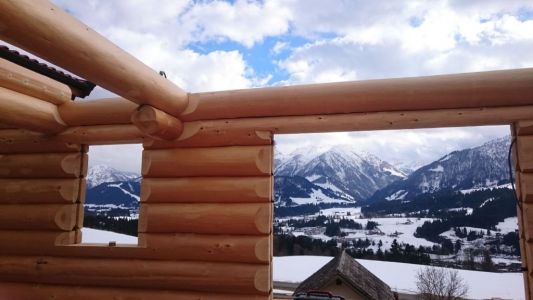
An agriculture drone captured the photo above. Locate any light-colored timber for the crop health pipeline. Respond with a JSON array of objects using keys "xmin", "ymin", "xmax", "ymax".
[
  {"xmin": 138, "ymin": 203, "xmax": 271, "ymax": 235},
  {"xmin": 522, "ymin": 173, "xmax": 533, "ymax": 203},
  {"xmin": 0, "ymin": 282, "xmax": 272, "ymax": 300},
  {"xmin": 0, "ymin": 0, "xmax": 189, "ymax": 116},
  {"xmin": 0, "ymin": 179, "xmax": 80, "ymax": 203},
  {"xmin": 58, "ymin": 125, "xmax": 144, "ymax": 145},
  {"xmin": 0, "ymin": 152, "xmax": 86, "ymax": 178},
  {"xmin": 58, "ymin": 98, "xmax": 137, "ymax": 126},
  {"xmin": 141, "ymin": 177, "xmax": 272, "ymax": 203},
  {"xmin": 0, "ymin": 204, "xmax": 77, "ymax": 231},
  {"xmin": 0, "ymin": 256, "xmax": 270, "ymax": 294},
  {"xmin": 131, "ymin": 105, "xmax": 183, "ymax": 140},
  {"xmin": 0, "ymin": 230, "xmax": 76, "ymax": 247},
  {"xmin": 0, "ymin": 129, "xmax": 82, "ymax": 154},
  {"xmin": 518, "ymin": 136, "xmax": 533, "ymax": 173},
  {"xmin": 142, "ymin": 146, "xmax": 272, "ymax": 177},
  {"xmin": 138, "ymin": 233, "xmax": 270, "ymax": 263},
  {"xmin": 181, "ymin": 68, "xmax": 533, "ymax": 121},
  {"xmin": 0, "ymin": 87, "xmax": 66, "ymax": 133},
  {"xmin": 0, "ymin": 57, "xmax": 72, "ymax": 104}
]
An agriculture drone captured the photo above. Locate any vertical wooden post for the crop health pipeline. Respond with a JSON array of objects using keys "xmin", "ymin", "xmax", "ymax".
[{"xmin": 514, "ymin": 121, "xmax": 533, "ymax": 300}]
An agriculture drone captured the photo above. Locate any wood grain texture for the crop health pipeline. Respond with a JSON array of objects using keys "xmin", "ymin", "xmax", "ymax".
[
  {"xmin": 138, "ymin": 233, "xmax": 270, "ymax": 263},
  {"xmin": 142, "ymin": 146, "xmax": 272, "ymax": 177},
  {"xmin": 0, "ymin": 256, "xmax": 270, "ymax": 294},
  {"xmin": 0, "ymin": 57, "xmax": 72, "ymax": 104},
  {"xmin": 0, "ymin": 179, "xmax": 81, "ymax": 203},
  {"xmin": 58, "ymin": 98, "xmax": 138, "ymax": 126},
  {"xmin": 0, "ymin": 152, "xmax": 86, "ymax": 178},
  {"xmin": 0, "ymin": 230, "xmax": 76, "ymax": 251},
  {"xmin": 0, "ymin": 282, "xmax": 272, "ymax": 300},
  {"xmin": 0, "ymin": 87, "xmax": 66, "ymax": 133},
  {"xmin": 138, "ymin": 203, "xmax": 271, "ymax": 235},
  {"xmin": 518, "ymin": 136, "xmax": 533, "ymax": 173},
  {"xmin": 0, "ymin": 129, "xmax": 82, "ymax": 154},
  {"xmin": 0, "ymin": 204, "xmax": 77, "ymax": 231},
  {"xmin": 141, "ymin": 177, "xmax": 271, "ymax": 203}
]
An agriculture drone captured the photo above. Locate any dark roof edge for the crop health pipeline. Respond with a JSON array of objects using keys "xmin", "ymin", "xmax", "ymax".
[{"xmin": 0, "ymin": 45, "xmax": 96, "ymax": 98}]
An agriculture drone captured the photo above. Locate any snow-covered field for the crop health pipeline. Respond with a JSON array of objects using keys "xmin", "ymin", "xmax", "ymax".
[
  {"xmin": 497, "ymin": 217, "xmax": 519, "ymax": 234},
  {"xmin": 81, "ymin": 228, "xmax": 137, "ymax": 244},
  {"xmin": 274, "ymin": 256, "xmax": 525, "ymax": 300}
]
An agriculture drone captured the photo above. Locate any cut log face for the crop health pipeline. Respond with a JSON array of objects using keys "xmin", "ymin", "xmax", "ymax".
[
  {"xmin": 141, "ymin": 177, "xmax": 271, "ymax": 203},
  {"xmin": 142, "ymin": 146, "xmax": 272, "ymax": 177},
  {"xmin": 131, "ymin": 105, "xmax": 183, "ymax": 140},
  {"xmin": 139, "ymin": 203, "xmax": 272, "ymax": 235},
  {"xmin": 0, "ymin": 153, "xmax": 86, "ymax": 178}
]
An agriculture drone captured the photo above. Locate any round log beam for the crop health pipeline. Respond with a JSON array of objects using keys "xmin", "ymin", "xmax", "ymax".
[{"xmin": 131, "ymin": 105, "xmax": 183, "ymax": 140}]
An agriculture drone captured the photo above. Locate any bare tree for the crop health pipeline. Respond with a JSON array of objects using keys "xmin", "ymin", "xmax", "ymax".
[{"xmin": 416, "ymin": 267, "xmax": 468, "ymax": 300}]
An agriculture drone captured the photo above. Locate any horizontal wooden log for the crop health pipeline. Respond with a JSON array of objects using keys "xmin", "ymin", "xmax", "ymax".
[
  {"xmin": 523, "ymin": 203, "xmax": 533, "ymax": 242},
  {"xmin": 141, "ymin": 177, "xmax": 272, "ymax": 203},
  {"xmin": 0, "ymin": 204, "xmax": 77, "ymax": 231},
  {"xmin": 0, "ymin": 178, "xmax": 80, "ymax": 203},
  {"xmin": 57, "ymin": 124, "xmax": 144, "ymax": 145},
  {"xmin": 0, "ymin": 230, "xmax": 76, "ymax": 250},
  {"xmin": 0, "ymin": 129, "xmax": 82, "ymax": 154},
  {"xmin": 0, "ymin": 86, "xmax": 66, "ymax": 133},
  {"xmin": 517, "ymin": 121, "xmax": 533, "ymax": 136},
  {"xmin": 58, "ymin": 98, "xmax": 137, "ymax": 126},
  {"xmin": 144, "ymin": 123, "xmax": 272, "ymax": 148},
  {"xmin": 0, "ymin": 256, "xmax": 270, "ymax": 294},
  {"xmin": 142, "ymin": 146, "xmax": 272, "ymax": 178},
  {"xmin": 0, "ymin": 282, "xmax": 271, "ymax": 300},
  {"xmin": 0, "ymin": 57, "xmax": 72, "ymax": 105},
  {"xmin": 131, "ymin": 105, "xmax": 183, "ymax": 140},
  {"xmin": 518, "ymin": 136, "xmax": 533, "ymax": 173},
  {"xmin": 0, "ymin": 152, "xmax": 86, "ymax": 178},
  {"xmin": 139, "ymin": 203, "xmax": 271, "ymax": 235},
  {"xmin": 138, "ymin": 233, "xmax": 270, "ymax": 263},
  {"xmin": 181, "ymin": 68, "xmax": 533, "ymax": 121},
  {"xmin": 0, "ymin": 0, "xmax": 188, "ymax": 116}
]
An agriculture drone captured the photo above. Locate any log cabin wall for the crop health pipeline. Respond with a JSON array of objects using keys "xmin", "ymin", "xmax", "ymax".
[
  {"xmin": 0, "ymin": 128, "xmax": 274, "ymax": 300},
  {"xmin": 514, "ymin": 121, "xmax": 533, "ymax": 300}
]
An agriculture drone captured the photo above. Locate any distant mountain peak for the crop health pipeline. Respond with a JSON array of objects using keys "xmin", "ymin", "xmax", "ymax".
[{"xmin": 87, "ymin": 165, "xmax": 140, "ymax": 188}]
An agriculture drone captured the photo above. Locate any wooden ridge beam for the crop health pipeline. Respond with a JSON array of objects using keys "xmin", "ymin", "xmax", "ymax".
[
  {"xmin": 131, "ymin": 105, "xmax": 183, "ymax": 140},
  {"xmin": 0, "ymin": 87, "xmax": 66, "ymax": 134},
  {"xmin": 0, "ymin": 256, "xmax": 270, "ymax": 294},
  {"xmin": 0, "ymin": 282, "xmax": 271, "ymax": 300},
  {"xmin": 0, "ymin": 0, "xmax": 188, "ymax": 116},
  {"xmin": 181, "ymin": 68, "xmax": 533, "ymax": 121},
  {"xmin": 0, "ymin": 57, "xmax": 72, "ymax": 105}
]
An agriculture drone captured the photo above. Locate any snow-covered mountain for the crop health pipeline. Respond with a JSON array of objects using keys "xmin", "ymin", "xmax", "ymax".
[
  {"xmin": 370, "ymin": 136, "xmax": 512, "ymax": 202},
  {"xmin": 87, "ymin": 165, "xmax": 140, "ymax": 188},
  {"xmin": 86, "ymin": 181, "xmax": 140, "ymax": 207},
  {"xmin": 275, "ymin": 145, "xmax": 406, "ymax": 203}
]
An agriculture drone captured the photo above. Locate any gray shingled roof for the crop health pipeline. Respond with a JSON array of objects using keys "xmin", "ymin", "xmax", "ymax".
[{"xmin": 294, "ymin": 251, "xmax": 396, "ymax": 300}]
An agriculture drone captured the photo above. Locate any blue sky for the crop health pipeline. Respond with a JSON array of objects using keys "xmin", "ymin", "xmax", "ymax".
[{"xmin": 43, "ymin": 0, "xmax": 533, "ymax": 172}]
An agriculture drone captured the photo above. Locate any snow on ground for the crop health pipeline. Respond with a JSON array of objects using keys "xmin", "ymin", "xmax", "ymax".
[
  {"xmin": 316, "ymin": 207, "xmax": 362, "ymax": 218},
  {"xmin": 460, "ymin": 183, "xmax": 511, "ymax": 195},
  {"xmin": 342, "ymin": 217, "xmax": 438, "ymax": 249},
  {"xmin": 447, "ymin": 207, "xmax": 473, "ymax": 215},
  {"xmin": 496, "ymin": 217, "xmax": 519, "ymax": 234},
  {"xmin": 81, "ymin": 228, "xmax": 137, "ymax": 244},
  {"xmin": 429, "ymin": 165, "xmax": 444, "ymax": 172},
  {"xmin": 108, "ymin": 182, "xmax": 140, "ymax": 201},
  {"xmin": 273, "ymin": 256, "xmax": 525, "ymax": 300},
  {"xmin": 291, "ymin": 189, "xmax": 350, "ymax": 205}
]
